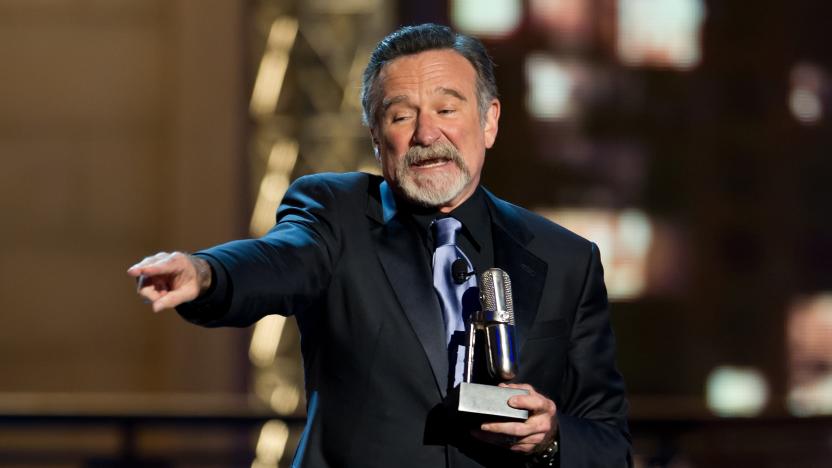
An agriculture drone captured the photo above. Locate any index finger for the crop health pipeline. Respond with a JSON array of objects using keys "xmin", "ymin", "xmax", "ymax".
[
  {"xmin": 508, "ymin": 392, "xmax": 553, "ymax": 414},
  {"xmin": 129, "ymin": 262, "xmax": 180, "ymax": 278},
  {"xmin": 127, "ymin": 252, "xmax": 174, "ymax": 276},
  {"xmin": 479, "ymin": 419, "xmax": 536, "ymax": 438}
]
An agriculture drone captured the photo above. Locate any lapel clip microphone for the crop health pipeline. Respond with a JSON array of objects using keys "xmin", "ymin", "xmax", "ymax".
[{"xmin": 452, "ymin": 258, "xmax": 475, "ymax": 285}]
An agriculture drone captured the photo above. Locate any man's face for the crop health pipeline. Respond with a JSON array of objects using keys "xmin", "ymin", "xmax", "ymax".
[{"xmin": 371, "ymin": 49, "xmax": 500, "ymax": 213}]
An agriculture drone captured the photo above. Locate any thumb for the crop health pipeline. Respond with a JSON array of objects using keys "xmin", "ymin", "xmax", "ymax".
[{"xmin": 151, "ymin": 285, "xmax": 198, "ymax": 313}]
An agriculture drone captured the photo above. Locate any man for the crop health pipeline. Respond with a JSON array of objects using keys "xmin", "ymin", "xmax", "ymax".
[{"xmin": 128, "ymin": 24, "xmax": 630, "ymax": 467}]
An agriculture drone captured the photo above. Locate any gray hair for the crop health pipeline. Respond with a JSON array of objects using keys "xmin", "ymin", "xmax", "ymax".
[{"xmin": 360, "ymin": 23, "xmax": 498, "ymax": 129}]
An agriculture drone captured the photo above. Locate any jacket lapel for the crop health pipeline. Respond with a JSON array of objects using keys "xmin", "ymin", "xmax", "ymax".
[
  {"xmin": 485, "ymin": 190, "xmax": 547, "ymax": 352},
  {"xmin": 369, "ymin": 181, "xmax": 449, "ymax": 396}
]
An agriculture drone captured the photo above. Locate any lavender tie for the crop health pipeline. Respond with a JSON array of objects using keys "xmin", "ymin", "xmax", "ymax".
[{"xmin": 431, "ymin": 217, "xmax": 477, "ymax": 387}]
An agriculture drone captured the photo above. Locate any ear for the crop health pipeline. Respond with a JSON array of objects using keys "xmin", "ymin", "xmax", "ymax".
[
  {"xmin": 483, "ymin": 98, "xmax": 500, "ymax": 149},
  {"xmin": 369, "ymin": 128, "xmax": 381, "ymax": 160}
]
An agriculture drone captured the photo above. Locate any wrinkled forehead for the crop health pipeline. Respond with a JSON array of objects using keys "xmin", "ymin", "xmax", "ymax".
[{"xmin": 376, "ymin": 49, "xmax": 478, "ymax": 99}]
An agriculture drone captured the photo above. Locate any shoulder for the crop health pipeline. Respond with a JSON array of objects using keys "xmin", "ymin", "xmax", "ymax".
[
  {"xmin": 487, "ymin": 192, "xmax": 594, "ymax": 253},
  {"xmin": 290, "ymin": 172, "xmax": 381, "ymax": 195},
  {"xmin": 285, "ymin": 172, "xmax": 383, "ymax": 205}
]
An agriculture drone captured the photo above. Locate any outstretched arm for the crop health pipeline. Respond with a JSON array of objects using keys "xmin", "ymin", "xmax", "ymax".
[{"xmin": 127, "ymin": 174, "xmax": 345, "ymax": 326}]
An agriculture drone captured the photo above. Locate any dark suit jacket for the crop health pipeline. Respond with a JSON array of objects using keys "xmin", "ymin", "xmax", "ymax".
[{"xmin": 179, "ymin": 172, "xmax": 631, "ymax": 467}]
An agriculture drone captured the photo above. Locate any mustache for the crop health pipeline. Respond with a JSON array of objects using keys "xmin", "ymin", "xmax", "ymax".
[{"xmin": 403, "ymin": 142, "xmax": 463, "ymax": 166}]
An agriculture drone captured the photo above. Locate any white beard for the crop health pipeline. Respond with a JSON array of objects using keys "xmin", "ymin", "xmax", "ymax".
[{"xmin": 394, "ymin": 142, "xmax": 471, "ymax": 208}]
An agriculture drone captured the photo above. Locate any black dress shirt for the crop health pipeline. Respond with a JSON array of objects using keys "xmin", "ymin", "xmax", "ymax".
[{"xmin": 405, "ymin": 186, "xmax": 495, "ymax": 276}]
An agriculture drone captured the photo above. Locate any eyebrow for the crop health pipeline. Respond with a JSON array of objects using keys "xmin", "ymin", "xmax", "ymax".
[
  {"xmin": 381, "ymin": 87, "xmax": 468, "ymax": 111},
  {"xmin": 437, "ymin": 87, "xmax": 467, "ymax": 102},
  {"xmin": 382, "ymin": 95, "xmax": 410, "ymax": 111}
]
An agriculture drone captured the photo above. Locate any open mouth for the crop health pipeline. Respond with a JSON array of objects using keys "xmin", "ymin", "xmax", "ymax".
[{"xmin": 411, "ymin": 157, "xmax": 451, "ymax": 168}]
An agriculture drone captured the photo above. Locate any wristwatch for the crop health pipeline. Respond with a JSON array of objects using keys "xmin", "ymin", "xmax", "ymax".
[{"xmin": 527, "ymin": 435, "xmax": 559, "ymax": 467}]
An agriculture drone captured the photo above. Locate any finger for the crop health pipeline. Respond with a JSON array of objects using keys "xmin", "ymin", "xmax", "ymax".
[
  {"xmin": 482, "ymin": 409, "xmax": 555, "ymax": 436},
  {"xmin": 136, "ymin": 274, "xmax": 160, "ymax": 291},
  {"xmin": 152, "ymin": 294, "xmax": 176, "ymax": 313},
  {"xmin": 137, "ymin": 285, "xmax": 165, "ymax": 303},
  {"xmin": 152, "ymin": 299, "xmax": 168, "ymax": 313},
  {"xmin": 509, "ymin": 442, "xmax": 540, "ymax": 454},
  {"xmin": 127, "ymin": 252, "xmax": 171, "ymax": 275},
  {"xmin": 132, "ymin": 259, "xmax": 186, "ymax": 278},
  {"xmin": 151, "ymin": 285, "xmax": 199, "ymax": 313},
  {"xmin": 500, "ymin": 383, "xmax": 557, "ymax": 415},
  {"xmin": 128, "ymin": 251, "xmax": 191, "ymax": 277},
  {"xmin": 509, "ymin": 433, "xmax": 547, "ymax": 453},
  {"xmin": 500, "ymin": 382, "xmax": 534, "ymax": 392},
  {"xmin": 480, "ymin": 421, "xmax": 533, "ymax": 437},
  {"xmin": 513, "ymin": 432, "xmax": 546, "ymax": 448},
  {"xmin": 136, "ymin": 276, "xmax": 166, "ymax": 300},
  {"xmin": 499, "ymin": 383, "xmax": 539, "ymax": 407},
  {"xmin": 138, "ymin": 273, "xmax": 171, "ymax": 292},
  {"xmin": 508, "ymin": 393, "xmax": 554, "ymax": 414}
]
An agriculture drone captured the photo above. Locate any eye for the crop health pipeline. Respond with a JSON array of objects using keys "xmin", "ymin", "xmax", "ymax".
[
  {"xmin": 439, "ymin": 108, "xmax": 455, "ymax": 115},
  {"xmin": 390, "ymin": 113, "xmax": 411, "ymax": 123}
]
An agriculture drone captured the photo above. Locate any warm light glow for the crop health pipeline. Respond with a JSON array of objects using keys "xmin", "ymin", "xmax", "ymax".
[
  {"xmin": 343, "ymin": 45, "xmax": 374, "ymax": 111},
  {"xmin": 253, "ymin": 419, "xmax": 290, "ymax": 466},
  {"xmin": 787, "ymin": 293, "xmax": 832, "ymax": 416},
  {"xmin": 529, "ymin": 0, "xmax": 591, "ymax": 42},
  {"xmin": 535, "ymin": 208, "xmax": 653, "ymax": 300},
  {"xmin": 617, "ymin": 0, "xmax": 706, "ymax": 69},
  {"xmin": 250, "ymin": 17, "xmax": 299, "ymax": 116},
  {"xmin": 451, "ymin": 0, "xmax": 522, "ymax": 38},
  {"xmin": 706, "ymin": 366, "xmax": 769, "ymax": 417},
  {"xmin": 250, "ymin": 315, "xmax": 288, "ymax": 368},
  {"xmin": 254, "ymin": 370, "xmax": 280, "ymax": 405},
  {"xmin": 525, "ymin": 54, "xmax": 584, "ymax": 121},
  {"xmin": 789, "ymin": 63, "xmax": 826, "ymax": 124},
  {"xmin": 790, "ymin": 89, "xmax": 822, "ymax": 122},
  {"xmin": 270, "ymin": 383, "xmax": 302, "ymax": 415},
  {"xmin": 250, "ymin": 139, "xmax": 299, "ymax": 237}
]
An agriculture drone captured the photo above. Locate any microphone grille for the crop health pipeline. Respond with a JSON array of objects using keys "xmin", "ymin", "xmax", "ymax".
[{"xmin": 479, "ymin": 268, "xmax": 514, "ymax": 324}]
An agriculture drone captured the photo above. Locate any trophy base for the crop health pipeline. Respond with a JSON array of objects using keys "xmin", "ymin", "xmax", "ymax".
[{"xmin": 457, "ymin": 382, "xmax": 529, "ymax": 421}]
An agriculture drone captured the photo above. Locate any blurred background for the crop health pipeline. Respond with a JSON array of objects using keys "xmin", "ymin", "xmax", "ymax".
[{"xmin": 1, "ymin": 0, "xmax": 831, "ymax": 466}]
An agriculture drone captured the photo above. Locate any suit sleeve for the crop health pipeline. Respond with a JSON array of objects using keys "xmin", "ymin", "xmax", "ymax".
[
  {"xmin": 177, "ymin": 174, "xmax": 342, "ymax": 327},
  {"xmin": 556, "ymin": 243, "xmax": 632, "ymax": 468}
]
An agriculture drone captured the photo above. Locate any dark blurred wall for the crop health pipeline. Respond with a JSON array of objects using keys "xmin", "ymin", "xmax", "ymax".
[{"xmin": 0, "ymin": 0, "xmax": 249, "ymax": 394}]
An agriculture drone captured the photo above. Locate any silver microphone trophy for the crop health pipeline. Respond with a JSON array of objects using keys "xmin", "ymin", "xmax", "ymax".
[{"xmin": 457, "ymin": 268, "xmax": 529, "ymax": 421}]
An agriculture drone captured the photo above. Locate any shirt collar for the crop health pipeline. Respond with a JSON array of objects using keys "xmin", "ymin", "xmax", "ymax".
[{"xmin": 406, "ymin": 186, "xmax": 490, "ymax": 252}]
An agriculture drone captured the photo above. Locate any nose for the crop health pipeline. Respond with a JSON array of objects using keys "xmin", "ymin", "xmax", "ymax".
[{"xmin": 411, "ymin": 112, "xmax": 440, "ymax": 146}]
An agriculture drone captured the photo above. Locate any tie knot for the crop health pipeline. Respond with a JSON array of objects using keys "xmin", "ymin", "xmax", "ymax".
[{"xmin": 432, "ymin": 217, "xmax": 462, "ymax": 247}]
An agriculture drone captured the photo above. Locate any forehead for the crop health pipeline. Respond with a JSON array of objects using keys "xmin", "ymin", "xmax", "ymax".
[{"xmin": 377, "ymin": 49, "xmax": 478, "ymax": 98}]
